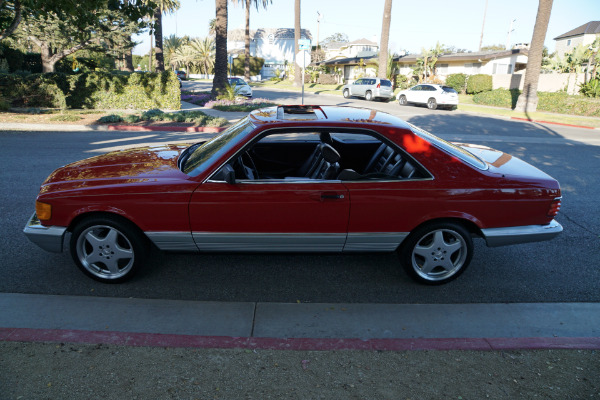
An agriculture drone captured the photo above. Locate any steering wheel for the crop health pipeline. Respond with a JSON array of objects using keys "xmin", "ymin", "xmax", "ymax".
[{"xmin": 237, "ymin": 151, "xmax": 259, "ymax": 180}]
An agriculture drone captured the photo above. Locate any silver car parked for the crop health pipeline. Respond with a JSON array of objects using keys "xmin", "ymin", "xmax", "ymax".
[{"xmin": 342, "ymin": 78, "xmax": 394, "ymax": 101}]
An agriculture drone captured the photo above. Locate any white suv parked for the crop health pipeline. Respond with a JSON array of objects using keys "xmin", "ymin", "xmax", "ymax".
[
  {"xmin": 342, "ymin": 78, "xmax": 394, "ymax": 101},
  {"xmin": 397, "ymin": 84, "xmax": 459, "ymax": 110}
]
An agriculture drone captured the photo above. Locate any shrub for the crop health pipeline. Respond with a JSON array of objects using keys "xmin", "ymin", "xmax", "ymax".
[
  {"xmin": 0, "ymin": 71, "xmax": 180, "ymax": 109},
  {"xmin": 446, "ymin": 73, "xmax": 468, "ymax": 93},
  {"xmin": 230, "ymin": 56, "xmax": 265, "ymax": 77},
  {"xmin": 466, "ymin": 74, "xmax": 492, "ymax": 94},
  {"xmin": 317, "ymin": 74, "xmax": 337, "ymax": 85},
  {"xmin": 579, "ymin": 79, "xmax": 600, "ymax": 98},
  {"xmin": 98, "ymin": 114, "xmax": 123, "ymax": 123},
  {"xmin": 473, "ymin": 88, "xmax": 519, "ymax": 108},
  {"xmin": 472, "ymin": 88, "xmax": 600, "ymax": 117},
  {"xmin": 123, "ymin": 114, "xmax": 140, "ymax": 123}
]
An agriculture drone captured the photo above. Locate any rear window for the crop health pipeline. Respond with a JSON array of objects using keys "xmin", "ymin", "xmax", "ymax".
[
  {"xmin": 380, "ymin": 80, "xmax": 392, "ymax": 87},
  {"xmin": 442, "ymin": 86, "xmax": 457, "ymax": 93}
]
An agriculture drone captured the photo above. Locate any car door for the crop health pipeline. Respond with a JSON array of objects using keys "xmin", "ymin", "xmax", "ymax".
[
  {"xmin": 352, "ymin": 79, "xmax": 365, "ymax": 97},
  {"xmin": 188, "ymin": 134, "xmax": 350, "ymax": 252},
  {"xmin": 407, "ymin": 85, "xmax": 423, "ymax": 103}
]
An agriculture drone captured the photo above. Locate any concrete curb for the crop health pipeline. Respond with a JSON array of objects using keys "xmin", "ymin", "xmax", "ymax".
[
  {"xmin": 511, "ymin": 116, "xmax": 598, "ymax": 130},
  {"xmin": 105, "ymin": 124, "xmax": 227, "ymax": 133},
  {"xmin": 2, "ymin": 328, "xmax": 599, "ymax": 351}
]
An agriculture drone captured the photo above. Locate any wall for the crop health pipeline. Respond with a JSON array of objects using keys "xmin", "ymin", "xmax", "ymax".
[
  {"xmin": 493, "ymin": 72, "xmax": 586, "ymax": 94},
  {"xmin": 554, "ymin": 34, "xmax": 599, "ymax": 57}
]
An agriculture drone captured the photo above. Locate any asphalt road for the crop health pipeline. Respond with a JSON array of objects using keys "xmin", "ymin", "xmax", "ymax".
[{"xmin": 1, "ymin": 86, "xmax": 598, "ymax": 304}]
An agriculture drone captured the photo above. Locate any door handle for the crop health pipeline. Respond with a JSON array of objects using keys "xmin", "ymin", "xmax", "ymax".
[{"xmin": 321, "ymin": 193, "xmax": 345, "ymax": 200}]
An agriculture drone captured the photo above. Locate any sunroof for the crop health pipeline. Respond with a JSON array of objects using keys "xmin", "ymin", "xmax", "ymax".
[{"xmin": 277, "ymin": 105, "xmax": 326, "ymax": 120}]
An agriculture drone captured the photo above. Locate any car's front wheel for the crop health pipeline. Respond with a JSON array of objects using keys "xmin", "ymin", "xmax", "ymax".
[
  {"xmin": 399, "ymin": 222, "xmax": 473, "ymax": 285},
  {"xmin": 343, "ymin": 89, "xmax": 350, "ymax": 98},
  {"xmin": 398, "ymin": 95, "xmax": 408, "ymax": 106},
  {"xmin": 70, "ymin": 216, "xmax": 147, "ymax": 283},
  {"xmin": 427, "ymin": 97, "xmax": 437, "ymax": 110}
]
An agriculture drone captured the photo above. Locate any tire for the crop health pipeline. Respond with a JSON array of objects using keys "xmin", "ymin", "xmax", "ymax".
[
  {"xmin": 399, "ymin": 222, "xmax": 473, "ymax": 285},
  {"xmin": 427, "ymin": 97, "xmax": 437, "ymax": 110},
  {"xmin": 70, "ymin": 216, "xmax": 148, "ymax": 283},
  {"xmin": 398, "ymin": 95, "xmax": 408, "ymax": 106},
  {"xmin": 343, "ymin": 89, "xmax": 350, "ymax": 98},
  {"xmin": 365, "ymin": 91, "xmax": 373, "ymax": 101}
]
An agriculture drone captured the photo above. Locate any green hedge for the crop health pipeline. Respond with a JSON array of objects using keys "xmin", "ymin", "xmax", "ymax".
[
  {"xmin": 230, "ymin": 56, "xmax": 265, "ymax": 77},
  {"xmin": 0, "ymin": 71, "xmax": 180, "ymax": 110},
  {"xmin": 466, "ymin": 74, "xmax": 492, "ymax": 94},
  {"xmin": 472, "ymin": 89, "xmax": 600, "ymax": 117},
  {"xmin": 445, "ymin": 73, "xmax": 467, "ymax": 93}
]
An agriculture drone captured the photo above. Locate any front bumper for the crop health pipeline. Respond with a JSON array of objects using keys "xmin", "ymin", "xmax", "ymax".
[
  {"xmin": 481, "ymin": 219, "xmax": 563, "ymax": 247},
  {"xmin": 23, "ymin": 213, "xmax": 66, "ymax": 253}
]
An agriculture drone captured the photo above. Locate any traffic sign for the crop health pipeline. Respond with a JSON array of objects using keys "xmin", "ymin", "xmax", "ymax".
[
  {"xmin": 295, "ymin": 50, "xmax": 311, "ymax": 68},
  {"xmin": 298, "ymin": 39, "xmax": 311, "ymax": 50}
]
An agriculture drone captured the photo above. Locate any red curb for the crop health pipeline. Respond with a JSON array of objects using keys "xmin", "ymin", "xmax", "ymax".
[
  {"xmin": 510, "ymin": 117, "xmax": 596, "ymax": 130},
  {"xmin": 2, "ymin": 328, "xmax": 599, "ymax": 351},
  {"xmin": 105, "ymin": 124, "xmax": 227, "ymax": 133}
]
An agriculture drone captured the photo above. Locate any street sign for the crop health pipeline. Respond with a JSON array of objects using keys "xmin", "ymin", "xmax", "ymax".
[
  {"xmin": 298, "ymin": 39, "xmax": 311, "ymax": 50},
  {"xmin": 295, "ymin": 50, "xmax": 311, "ymax": 68}
]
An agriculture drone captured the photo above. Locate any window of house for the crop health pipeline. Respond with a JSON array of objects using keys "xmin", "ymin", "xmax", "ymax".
[
  {"xmin": 567, "ymin": 39, "xmax": 572, "ymax": 46},
  {"xmin": 437, "ymin": 64, "xmax": 449, "ymax": 74},
  {"xmin": 268, "ymin": 34, "xmax": 275, "ymax": 45}
]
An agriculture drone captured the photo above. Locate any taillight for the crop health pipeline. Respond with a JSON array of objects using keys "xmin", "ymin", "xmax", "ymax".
[
  {"xmin": 547, "ymin": 197, "xmax": 561, "ymax": 217},
  {"xmin": 376, "ymin": 83, "xmax": 380, "ymax": 88}
]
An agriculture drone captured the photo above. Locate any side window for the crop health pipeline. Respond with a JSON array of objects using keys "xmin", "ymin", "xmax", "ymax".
[{"xmin": 354, "ymin": 79, "xmax": 362, "ymax": 85}]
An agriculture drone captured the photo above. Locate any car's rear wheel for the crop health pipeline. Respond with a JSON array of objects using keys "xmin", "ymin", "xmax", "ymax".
[
  {"xmin": 365, "ymin": 91, "xmax": 373, "ymax": 101},
  {"xmin": 343, "ymin": 89, "xmax": 350, "ymax": 98},
  {"xmin": 70, "ymin": 216, "xmax": 147, "ymax": 283},
  {"xmin": 398, "ymin": 95, "xmax": 408, "ymax": 106},
  {"xmin": 399, "ymin": 222, "xmax": 473, "ymax": 285},
  {"xmin": 427, "ymin": 97, "xmax": 437, "ymax": 110}
]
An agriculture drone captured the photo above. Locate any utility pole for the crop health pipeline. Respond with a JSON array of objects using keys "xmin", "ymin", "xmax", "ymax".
[
  {"xmin": 316, "ymin": 11, "xmax": 322, "ymax": 48},
  {"xmin": 478, "ymin": 0, "xmax": 488, "ymax": 51},
  {"xmin": 506, "ymin": 18, "xmax": 516, "ymax": 50}
]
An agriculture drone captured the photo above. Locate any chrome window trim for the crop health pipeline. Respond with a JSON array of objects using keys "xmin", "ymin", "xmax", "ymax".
[{"xmin": 204, "ymin": 126, "xmax": 434, "ymax": 184}]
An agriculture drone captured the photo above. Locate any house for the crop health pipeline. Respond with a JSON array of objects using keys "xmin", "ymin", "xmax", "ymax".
[
  {"xmin": 318, "ymin": 55, "xmax": 378, "ymax": 82},
  {"xmin": 553, "ymin": 21, "xmax": 600, "ymax": 56},
  {"xmin": 227, "ymin": 28, "xmax": 312, "ymax": 79},
  {"xmin": 323, "ymin": 38, "xmax": 379, "ymax": 60},
  {"xmin": 394, "ymin": 49, "xmax": 529, "ymax": 78}
]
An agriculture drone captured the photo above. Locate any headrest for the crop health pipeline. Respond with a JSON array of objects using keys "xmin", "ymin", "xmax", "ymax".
[
  {"xmin": 320, "ymin": 132, "xmax": 333, "ymax": 145},
  {"xmin": 320, "ymin": 144, "xmax": 340, "ymax": 163}
]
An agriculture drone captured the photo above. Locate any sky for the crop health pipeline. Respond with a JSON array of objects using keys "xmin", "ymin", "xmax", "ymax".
[{"xmin": 133, "ymin": 0, "xmax": 600, "ymax": 56}]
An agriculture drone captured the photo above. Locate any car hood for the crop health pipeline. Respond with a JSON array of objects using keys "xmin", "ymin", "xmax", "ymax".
[
  {"xmin": 40, "ymin": 144, "xmax": 191, "ymax": 194},
  {"xmin": 457, "ymin": 143, "xmax": 559, "ymax": 186}
]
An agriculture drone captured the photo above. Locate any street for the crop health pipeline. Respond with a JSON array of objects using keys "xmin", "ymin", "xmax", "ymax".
[{"xmin": 1, "ymin": 85, "xmax": 598, "ymax": 304}]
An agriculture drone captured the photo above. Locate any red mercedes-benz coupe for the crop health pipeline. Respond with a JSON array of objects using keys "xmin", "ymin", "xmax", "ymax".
[{"xmin": 25, "ymin": 105, "xmax": 562, "ymax": 284}]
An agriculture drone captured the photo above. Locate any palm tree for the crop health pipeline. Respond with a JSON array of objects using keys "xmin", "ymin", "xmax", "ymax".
[
  {"xmin": 189, "ymin": 37, "xmax": 215, "ymax": 75},
  {"xmin": 232, "ymin": 0, "xmax": 271, "ymax": 81},
  {"xmin": 293, "ymin": 0, "xmax": 302, "ymax": 86},
  {"xmin": 514, "ymin": 0, "xmax": 553, "ymax": 113},
  {"xmin": 377, "ymin": 0, "xmax": 392, "ymax": 79},
  {"xmin": 212, "ymin": 0, "xmax": 228, "ymax": 97},
  {"xmin": 164, "ymin": 34, "xmax": 186, "ymax": 70},
  {"xmin": 151, "ymin": 0, "xmax": 181, "ymax": 72},
  {"xmin": 171, "ymin": 45, "xmax": 196, "ymax": 76}
]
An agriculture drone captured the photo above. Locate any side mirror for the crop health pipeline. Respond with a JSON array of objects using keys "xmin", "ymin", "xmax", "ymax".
[{"xmin": 213, "ymin": 164, "xmax": 236, "ymax": 184}]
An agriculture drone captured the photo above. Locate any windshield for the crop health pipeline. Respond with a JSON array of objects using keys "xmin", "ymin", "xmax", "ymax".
[
  {"xmin": 442, "ymin": 86, "xmax": 457, "ymax": 93},
  {"xmin": 408, "ymin": 123, "xmax": 488, "ymax": 170},
  {"xmin": 183, "ymin": 118, "xmax": 255, "ymax": 177},
  {"xmin": 229, "ymin": 78, "xmax": 246, "ymax": 85}
]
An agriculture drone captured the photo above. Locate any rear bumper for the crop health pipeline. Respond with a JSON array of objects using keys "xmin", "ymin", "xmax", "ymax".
[
  {"xmin": 23, "ymin": 213, "xmax": 66, "ymax": 253},
  {"xmin": 481, "ymin": 219, "xmax": 563, "ymax": 247}
]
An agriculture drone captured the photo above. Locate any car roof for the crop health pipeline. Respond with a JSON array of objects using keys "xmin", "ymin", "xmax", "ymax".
[{"xmin": 248, "ymin": 105, "xmax": 413, "ymax": 130}]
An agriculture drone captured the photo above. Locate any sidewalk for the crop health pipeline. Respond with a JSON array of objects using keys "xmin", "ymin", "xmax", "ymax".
[{"xmin": 1, "ymin": 293, "xmax": 599, "ymax": 398}]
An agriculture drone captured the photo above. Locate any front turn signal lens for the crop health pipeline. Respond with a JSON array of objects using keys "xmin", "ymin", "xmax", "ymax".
[{"xmin": 36, "ymin": 201, "xmax": 52, "ymax": 220}]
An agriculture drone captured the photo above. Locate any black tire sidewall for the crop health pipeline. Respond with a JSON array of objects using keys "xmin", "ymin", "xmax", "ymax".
[
  {"xmin": 69, "ymin": 216, "xmax": 147, "ymax": 283},
  {"xmin": 399, "ymin": 222, "xmax": 473, "ymax": 285}
]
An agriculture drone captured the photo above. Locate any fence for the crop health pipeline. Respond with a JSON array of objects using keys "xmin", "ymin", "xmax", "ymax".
[{"xmin": 492, "ymin": 73, "xmax": 586, "ymax": 95}]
